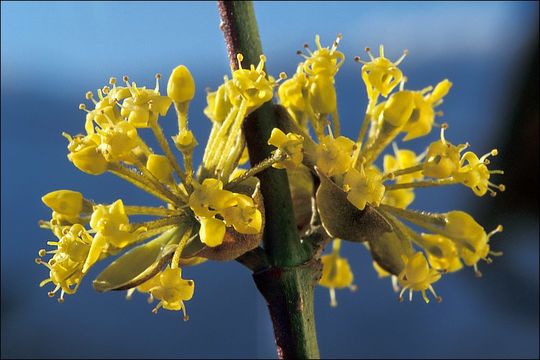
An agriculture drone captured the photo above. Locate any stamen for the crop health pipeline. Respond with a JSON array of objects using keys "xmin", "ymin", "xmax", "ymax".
[
  {"xmin": 399, "ymin": 76, "xmax": 408, "ymax": 91},
  {"xmin": 257, "ymin": 55, "xmax": 266, "ymax": 72},
  {"xmin": 152, "ymin": 301, "xmax": 163, "ymax": 314},
  {"xmin": 79, "ymin": 103, "xmax": 90, "ymax": 112},
  {"xmin": 394, "ymin": 49, "xmax": 409, "ymax": 65},
  {"xmin": 421, "ymin": 85, "xmax": 434, "ymax": 95},
  {"xmin": 125, "ymin": 288, "xmax": 135, "ymax": 300},
  {"xmin": 440, "ymin": 123, "xmax": 448, "ymax": 144},
  {"xmin": 296, "ymin": 50, "xmax": 309, "ymax": 59},
  {"xmin": 365, "ymin": 47, "xmax": 375, "ymax": 61},
  {"xmin": 331, "ymin": 33, "xmax": 343, "ymax": 52},
  {"xmin": 473, "ymin": 264, "xmax": 482, "ymax": 278},
  {"xmin": 379, "ymin": 44, "xmax": 385, "ymax": 58},
  {"xmin": 182, "ymin": 301, "xmax": 189, "ymax": 321},
  {"xmin": 86, "ymin": 91, "xmax": 98, "ymax": 105},
  {"xmin": 39, "ymin": 278, "xmax": 53, "ymax": 287},
  {"xmin": 48, "ymin": 285, "xmax": 61, "ymax": 297},
  {"xmin": 488, "ymin": 225, "xmax": 503, "ymax": 238},
  {"xmin": 236, "ymin": 53, "xmax": 244, "ymax": 69},
  {"xmin": 58, "ymin": 290, "xmax": 65, "ymax": 303},
  {"xmin": 155, "ymin": 73, "xmax": 161, "ymax": 92},
  {"xmin": 303, "ymin": 43, "xmax": 314, "ymax": 56},
  {"xmin": 329, "ymin": 288, "xmax": 337, "ymax": 307},
  {"xmin": 315, "ymin": 34, "xmax": 323, "ymax": 50}
]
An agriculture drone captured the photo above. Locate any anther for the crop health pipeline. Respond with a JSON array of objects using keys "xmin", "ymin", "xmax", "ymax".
[
  {"xmin": 123, "ymin": 76, "xmax": 129, "ymax": 83},
  {"xmin": 436, "ymin": 296, "xmax": 443, "ymax": 303},
  {"xmin": 398, "ymin": 296, "xmax": 404, "ymax": 303},
  {"xmin": 155, "ymin": 73, "xmax": 161, "ymax": 79},
  {"xmin": 109, "ymin": 77, "xmax": 117, "ymax": 85},
  {"xmin": 474, "ymin": 269, "xmax": 483, "ymax": 278},
  {"xmin": 85, "ymin": 91, "xmax": 94, "ymax": 100},
  {"xmin": 38, "ymin": 249, "xmax": 47, "ymax": 257},
  {"xmin": 498, "ymin": 184, "xmax": 506, "ymax": 192},
  {"xmin": 354, "ymin": 56, "xmax": 361, "ymax": 62},
  {"xmin": 35, "ymin": 257, "xmax": 43, "ymax": 264}
]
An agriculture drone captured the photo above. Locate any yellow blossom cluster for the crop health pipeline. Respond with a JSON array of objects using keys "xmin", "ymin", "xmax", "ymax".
[
  {"xmin": 37, "ymin": 56, "xmax": 289, "ymax": 317},
  {"xmin": 275, "ymin": 36, "xmax": 504, "ymax": 305},
  {"xmin": 38, "ymin": 33, "xmax": 505, "ymax": 315}
]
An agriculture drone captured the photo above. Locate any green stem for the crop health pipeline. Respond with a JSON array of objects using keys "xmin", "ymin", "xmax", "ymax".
[{"xmin": 217, "ymin": 1, "xmax": 320, "ymax": 358}]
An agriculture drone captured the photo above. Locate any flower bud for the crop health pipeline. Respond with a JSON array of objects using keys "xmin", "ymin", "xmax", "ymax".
[
  {"xmin": 42, "ymin": 190, "xmax": 83, "ymax": 217},
  {"xmin": 167, "ymin": 65, "xmax": 195, "ymax": 103}
]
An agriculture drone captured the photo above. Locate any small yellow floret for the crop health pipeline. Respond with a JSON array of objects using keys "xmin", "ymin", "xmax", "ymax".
[
  {"xmin": 360, "ymin": 45, "xmax": 406, "ymax": 100},
  {"xmin": 149, "ymin": 266, "xmax": 195, "ymax": 319},
  {"xmin": 343, "ymin": 166, "xmax": 386, "ymax": 210},
  {"xmin": 316, "ymin": 135, "xmax": 355, "ymax": 177},
  {"xmin": 267, "ymin": 128, "xmax": 304, "ymax": 170},
  {"xmin": 398, "ymin": 252, "xmax": 442, "ymax": 303},
  {"xmin": 65, "ymin": 133, "xmax": 109, "ymax": 175}
]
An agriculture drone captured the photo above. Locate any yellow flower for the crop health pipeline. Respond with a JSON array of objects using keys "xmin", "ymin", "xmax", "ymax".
[
  {"xmin": 443, "ymin": 211, "xmax": 503, "ymax": 273},
  {"xmin": 64, "ymin": 133, "xmax": 109, "ymax": 175},
  {"xmin": 360, "ymin": 45, "xmax": 407, "ymax": 101},
  {"xmin": 453, "ymin": 150, "xmax": 504, "ymax": 197},
  {"xmin": 149, "ymin": 266, "xmax": 195, "ymax": 320},
  {"xmin": 301, "ymin": 34, "xmax": 344, "ymax": 114},
  {"xmin": 41, "ymin": 190, "xmax": 84, "ymax": 221},
  {"xmin": 267, "ymin": 128, "xmax": 304, "ymax": 170},
  {"xmin": 319, "ymin": 240, "xmax": 355, "ymax": 307},
  {"xmin": 188, "ymin": 178, "xmax": 236, "ymax": 218},
  {"xmin": 343, "ymin": 166, "xmax": 385, "ymax": 210},
  {"xmin": 36, "ymin": 224, "xmax": 93, "ymax": 301},
  {"xmin": 316, "ymin": 135, "xmax": 355, "ymax": 177},
  {"xmin": 398, "ymin": 252, "xmax": 441, "ymax": 303},
  {"xmin": 85, "ymin": 199, "xmax": 140, "ymax": 272},
  {"xmin": 401, "ymin": 80, "xmax": 452, "ymax": 141},
  {"xmin": 167, "ymin": 65, "xmax": 196, "ymax": 104},
  {"xmin": 82, "ymin": 89, "xmax": 123, "ymax": 135},
  {"xmin": 228, "ymin": 54, "xmax": 275, "ymax": 110},
  {"xmin": 97, "ymin": 121, "xmax": 141, "ymax": 162},
  {"xmin": 221, "ymin": 194, "xmax": 262, "ymax": 234},
  {"xmin": 422, "ymin": 127, "xmax": 466, "ymax": 179},
  {"xmin": 120, "ymin": 77, "xmax": 172, "ymax": 128},
  {"xmin": 421, "ymin": 234, "xmax": 463, "ymax": 273}
]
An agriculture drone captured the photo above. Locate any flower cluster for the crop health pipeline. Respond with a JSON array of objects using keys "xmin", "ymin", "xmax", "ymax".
[
  {"xmin": 275, "ymin": 36, "xmax": 504, "ymax": 305},
  {"xmin": 37, "ymin": 56, "xmax": 291, "ymax": 317},
  {"xmin": 38, "ymin": 33, "xmax": 505, "ymax": 316}
]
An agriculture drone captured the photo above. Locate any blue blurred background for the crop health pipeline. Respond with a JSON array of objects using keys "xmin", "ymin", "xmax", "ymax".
[{"xmin": 2, "ymin": 1, "xmax": 538, "ymax": 358}]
